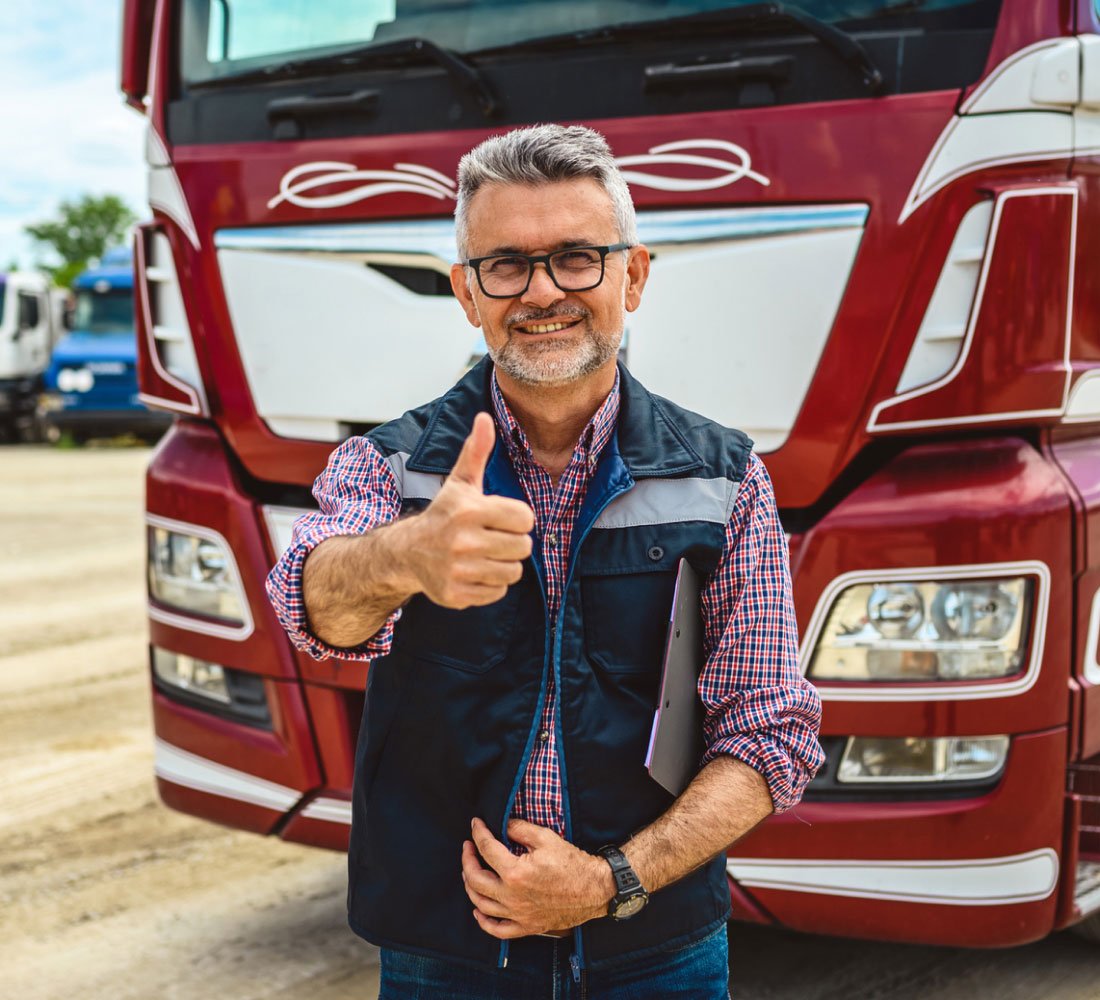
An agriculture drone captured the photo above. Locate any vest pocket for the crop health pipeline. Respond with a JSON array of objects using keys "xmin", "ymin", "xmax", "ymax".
[
  {"xmin": 581, "ymin": 567, "xmax": 677, "ymax": 675},
  {"xmin": 390, "ymin": 585, "xmax": 522, "ymax": 674}
]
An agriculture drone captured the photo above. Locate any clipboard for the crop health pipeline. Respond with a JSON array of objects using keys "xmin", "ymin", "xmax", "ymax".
[{"xmin": 644, "ymin": 558, "xmax": 705, "ymax": 796}]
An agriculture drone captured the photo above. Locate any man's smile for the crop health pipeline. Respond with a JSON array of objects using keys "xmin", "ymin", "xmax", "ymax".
[{"xmin": 514, "ymin": 318, "xmax": 582, "ymax": 335}]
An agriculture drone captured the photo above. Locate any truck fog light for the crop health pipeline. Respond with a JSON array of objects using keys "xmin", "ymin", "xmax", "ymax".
[
  {"xmin": 837, "ymin": 735, "xmax": 1009, "ymax": 783},
  {"xmin": 147, "ymin": 524, "xmax": 245, "ymax": 623},
  {"xmin": 808, "ymin": 577, "xmax": 1032, "ymax": 682},
  {"xmin": 153, "ymin": 648, "xmax": 229, "ymax": 703},
  {"xmin": 151, "ymin": 648, "xmax": 271, "ymax": 726}
]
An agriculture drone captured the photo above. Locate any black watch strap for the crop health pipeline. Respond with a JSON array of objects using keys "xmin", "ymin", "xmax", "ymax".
[{"xmin": 598, "ymin": 845, "xmax": 648, "ymax": 919}]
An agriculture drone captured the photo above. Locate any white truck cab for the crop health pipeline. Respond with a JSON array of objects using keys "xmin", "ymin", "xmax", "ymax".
[{"xmin": 0, "ymin": 272, "xmax": 60, "ymax": 439}]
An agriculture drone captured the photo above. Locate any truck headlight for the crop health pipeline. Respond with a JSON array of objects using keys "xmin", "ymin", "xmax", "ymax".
[
  {"xmin": 808, "ymin": 578, "xmax": 1031, "ymax": 681},
  {"xmin": 56, "ymin": 367, "xmax": 95, "ymax": 393},
  {"xmin": 148, "ymin": 525, "xmax": 245, "ymax": 623},
  {"xmin": 837, "ymin": 735, "xmax": 1009, "ymax": 783}
]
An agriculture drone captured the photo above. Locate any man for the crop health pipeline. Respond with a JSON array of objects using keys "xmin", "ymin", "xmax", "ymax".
[{"xmin": 267, "ymin": 124, "xmax": 823, "ymax": 999}]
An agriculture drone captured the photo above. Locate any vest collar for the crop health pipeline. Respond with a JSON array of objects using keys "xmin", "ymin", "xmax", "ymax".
[{"xmin": 406, "ymin": 357, "xmax": 704, "ymax": 478}]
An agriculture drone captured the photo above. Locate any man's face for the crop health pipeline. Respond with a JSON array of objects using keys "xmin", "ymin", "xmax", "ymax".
[{"xmin": 450, "ymin": 178, "xmax": 649, "ymax": 387}]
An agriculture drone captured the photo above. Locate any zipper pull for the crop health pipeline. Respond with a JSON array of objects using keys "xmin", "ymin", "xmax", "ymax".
[{"xmin": 570, "ymin": 953, "xmax": 581, "ymax": 984}]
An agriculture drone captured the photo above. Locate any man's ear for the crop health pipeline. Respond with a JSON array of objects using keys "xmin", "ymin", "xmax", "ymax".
[
  {"xmin": 624, "ymin": 245, "xmax": 651, "ymax": 314},
  {"xmin": 450, "ymin": 264, "xmax": 482, "ymax": 328}
]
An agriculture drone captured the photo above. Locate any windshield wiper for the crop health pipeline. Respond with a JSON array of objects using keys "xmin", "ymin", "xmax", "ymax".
[
  {"xmin": 472, "ymin": 2, "xmax": 885, "ymax": 95},
  {"xmin": 189, "ymin": 36, "xmax": 500, "ymax": 117}
]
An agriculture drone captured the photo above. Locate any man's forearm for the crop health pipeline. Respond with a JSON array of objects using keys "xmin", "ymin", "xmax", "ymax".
[
  {"xmin": 302, "ymin": 518, "xmax": 422, "ymax": 648},
  {"xmin": 621, "ymin": 756, "xmax": 773, "ymax": 896}
]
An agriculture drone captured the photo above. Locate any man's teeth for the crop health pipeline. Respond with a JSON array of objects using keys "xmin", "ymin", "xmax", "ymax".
[{"xmin": 522, "ymin": 321, "xmax": 572, "ymax": 333}]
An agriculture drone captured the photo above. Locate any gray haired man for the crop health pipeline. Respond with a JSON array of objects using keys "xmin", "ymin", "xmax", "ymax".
[{"xmin": 267, "ymin": 123, "xmax": 823, "ymax": 999}]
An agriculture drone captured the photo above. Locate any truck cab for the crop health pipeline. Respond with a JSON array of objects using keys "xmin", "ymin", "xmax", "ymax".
[
  {"xmin": 0, "ymin": 270, "xmax": 57, "ymax": 441},
  {"xmin": 43, "ymin": 247, "xmax": 170, "ymax": 443},
  {"xmin": 122, "ymin": 0, "xmax": 1100, "ymax": 950}
]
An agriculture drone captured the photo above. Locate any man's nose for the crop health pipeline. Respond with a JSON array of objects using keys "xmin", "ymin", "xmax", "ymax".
[{"xmin": 521, "ymin": 262, "xmax": 565, "ymax": 309}]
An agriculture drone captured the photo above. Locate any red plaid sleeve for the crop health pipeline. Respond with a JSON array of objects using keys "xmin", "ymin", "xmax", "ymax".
[
  {"xmin": 265, "ymin": 436, "xmax": 402, "ymax": 662},
  {"xmin": 698, "ymin": 453, "xmax": 825, "ymax": 812}
]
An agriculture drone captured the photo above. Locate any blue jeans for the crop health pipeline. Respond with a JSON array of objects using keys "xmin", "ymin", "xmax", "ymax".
[{"xmin": 378, "ymin": 924, "xmax": 730, "ymax": 999}]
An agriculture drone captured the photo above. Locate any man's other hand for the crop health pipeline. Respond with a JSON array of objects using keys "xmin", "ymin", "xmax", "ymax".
[
  {"xmin": 408, "ymin": 412, "xmax": 535, "ymax": 610},
  {"xmin": 461, "ymin": 817, "xmax": 615, "ymax": 940}
]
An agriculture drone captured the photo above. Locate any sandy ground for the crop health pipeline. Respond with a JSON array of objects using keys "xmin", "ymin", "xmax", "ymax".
[{"xmin": 2, "ymin": 443, "xmax": 1099, "ymax": 1000}]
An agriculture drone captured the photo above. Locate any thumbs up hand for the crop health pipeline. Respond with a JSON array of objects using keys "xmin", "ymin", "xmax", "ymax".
[{"xmin": 409, "ymin": 413, "xmax": 535, "ymax": 609}]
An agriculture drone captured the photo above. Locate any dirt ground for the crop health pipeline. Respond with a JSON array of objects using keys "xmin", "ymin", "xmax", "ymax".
[{"xmin": 2, "ymin": 443, "xmax": 1099, "ymax": 1000}]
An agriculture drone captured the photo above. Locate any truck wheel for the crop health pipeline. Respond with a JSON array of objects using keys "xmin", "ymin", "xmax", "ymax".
[
  {"xmin": 1071, "ymin": 912, "xmax": 1100, "ymax": 943},
  {"xmin": 16, "ymin": 413, "xmax": 46, "ymax": 444}
]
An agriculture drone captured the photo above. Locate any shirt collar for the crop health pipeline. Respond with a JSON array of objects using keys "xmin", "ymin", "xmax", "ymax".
[{"xmin": 490, "ymin": 367, "xmax": 621, "ymax": 472}]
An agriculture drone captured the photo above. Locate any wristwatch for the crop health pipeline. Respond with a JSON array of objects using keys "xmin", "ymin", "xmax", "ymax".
[{"xmin": 597, "ymin": 845, "xmax": 649, "ymax": 920}]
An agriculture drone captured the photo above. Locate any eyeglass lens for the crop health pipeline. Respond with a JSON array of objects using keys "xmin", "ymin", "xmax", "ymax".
[{"xmin": 479, "ymin": 247, "xmax": 606, "ymax": 296}]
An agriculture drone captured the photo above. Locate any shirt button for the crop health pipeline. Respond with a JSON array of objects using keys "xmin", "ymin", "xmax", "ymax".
[
  {"xmin": 546, "ymin": 532, "xmax": 558, "ymax": 549},
  {"xmin": 538, "ymin": 729, "xmax": 550, "ymax": 742}
]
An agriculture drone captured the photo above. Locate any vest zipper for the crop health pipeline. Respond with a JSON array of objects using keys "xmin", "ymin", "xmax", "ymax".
[
  {"xmin": 497, "ymin": 469, "xmax": 632, "ymax": 973},
  {"xmin": 554, "ymin": 475, "xmax": 632, "ymax": 981},
  {"xmin": 496, "ymin": 550, "xmax": 552, "ymax": 971}
]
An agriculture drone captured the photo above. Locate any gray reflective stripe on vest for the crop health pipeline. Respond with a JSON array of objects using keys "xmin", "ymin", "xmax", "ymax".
[
  {"xmin": 385, "ymin": 451, "xmax": 445, "ymax": 502},
  {"xmin": 593, "ymin": 476, "xmax": 739, "ymax": 530}
]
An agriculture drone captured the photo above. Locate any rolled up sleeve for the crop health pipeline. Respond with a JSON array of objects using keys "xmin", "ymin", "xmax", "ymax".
[
  {"xmin": 265, "ymin": 436, "xmax": 403, "ymax": 662},
  {"xmin": 698, "ymin": 453, "xmax": 824, "ymax": 812}
]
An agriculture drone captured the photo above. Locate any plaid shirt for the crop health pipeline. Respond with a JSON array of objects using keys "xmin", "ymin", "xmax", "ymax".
[{"xmin": 266, "ymin": 372, "xmax": 824, "ymax": 826}]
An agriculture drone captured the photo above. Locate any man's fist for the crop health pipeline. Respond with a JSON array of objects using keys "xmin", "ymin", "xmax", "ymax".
[{"xmin": 408, "ymin": 413, "xmax": 535, "ymax": 609}]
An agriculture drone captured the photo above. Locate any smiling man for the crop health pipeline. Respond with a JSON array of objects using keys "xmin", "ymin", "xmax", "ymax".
[{"xmin": 266, "ymin": 124, "xmax": 823, "ymax": 1000}]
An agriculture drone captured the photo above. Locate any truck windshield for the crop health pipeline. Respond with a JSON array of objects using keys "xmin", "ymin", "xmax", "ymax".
[
  {"xmin": 179, "ymin": 0, "xmax": 995, "ymax": 86},
  {"xmin": 72, "ymin": 288, "xmax": 134, "ymax": 335}
]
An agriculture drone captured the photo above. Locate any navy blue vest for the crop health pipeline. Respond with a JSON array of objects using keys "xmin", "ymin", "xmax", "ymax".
[{"xmin": 347, "ymin": 358, "xmax": 753, "ymax": 971}]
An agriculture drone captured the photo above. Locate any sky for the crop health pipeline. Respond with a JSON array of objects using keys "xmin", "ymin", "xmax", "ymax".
[{"xmin": 0, "ymin": 0, "xmax": 146, "ymax": 270}]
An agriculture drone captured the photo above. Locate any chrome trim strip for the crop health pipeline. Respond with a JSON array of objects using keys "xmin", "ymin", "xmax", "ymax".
[
  {"xmin": 154, "ymin": 739, "xmax": 300, "ymax": 812},
  {"xmin": 215, "ymin": 205, "xmax": 868, "ymax": 256},
  {"xmin": 727, "ymin": 849, "xmax": 1059, "ymax": 906},
  {"xmin": 301, "ymin": 797, "xmax": 353, "ymax": 824}
]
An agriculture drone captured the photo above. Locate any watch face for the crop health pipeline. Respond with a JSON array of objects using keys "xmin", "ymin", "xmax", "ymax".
[{"xmin": 614, "ymin": 894, "xmax": 647, "ymax": 919}]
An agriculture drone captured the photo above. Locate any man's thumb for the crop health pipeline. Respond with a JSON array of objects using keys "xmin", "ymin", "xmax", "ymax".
[{"xmin": 449, "ymin": 412, "xmax": 495, "ymax": 487}]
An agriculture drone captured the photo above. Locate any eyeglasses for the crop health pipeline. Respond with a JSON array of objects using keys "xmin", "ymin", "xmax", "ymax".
[{"xmin": 463, "ymin": 243, "xmax": 633, "ymax": 299}]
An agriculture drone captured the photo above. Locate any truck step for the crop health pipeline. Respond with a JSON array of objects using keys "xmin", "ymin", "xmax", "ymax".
[{"xmin": 1075, "ymin": 861, "xmax": 1100, "ymax": 918}]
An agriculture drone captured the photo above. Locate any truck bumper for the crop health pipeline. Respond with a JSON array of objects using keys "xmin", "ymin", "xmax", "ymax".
[
  {"xmin": 725, "ymin": 729, "xmax": 1065, "ymax": 946},
  {"xmin": 44, "ymin": 403, "xmax": 173, "ymax": 438}
]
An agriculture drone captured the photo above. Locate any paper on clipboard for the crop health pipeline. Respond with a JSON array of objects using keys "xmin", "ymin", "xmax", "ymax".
[{"xmin": 645, "ymin": 558, "xmax": 705, "ymax": 796}]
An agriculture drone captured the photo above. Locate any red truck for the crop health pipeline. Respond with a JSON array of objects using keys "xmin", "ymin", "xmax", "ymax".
[{"xmin": 123, "ymin": 0, "xmax": 1100, "ymax": 947}]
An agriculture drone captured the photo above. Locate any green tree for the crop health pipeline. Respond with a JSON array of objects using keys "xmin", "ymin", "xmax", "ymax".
[{"xmin": 24, "ymin": 194, "xmax": 137, "ymax": 288}]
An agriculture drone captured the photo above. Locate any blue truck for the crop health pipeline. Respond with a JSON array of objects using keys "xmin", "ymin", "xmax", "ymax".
[{"xmin": 42, "ymin": 246, "xmax": 171, "ymax": 442}]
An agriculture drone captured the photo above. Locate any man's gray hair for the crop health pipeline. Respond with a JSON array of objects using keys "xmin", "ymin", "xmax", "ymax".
[{"xmin": 454, "ymin": 124, "xmax": 638, "ymax": 260}]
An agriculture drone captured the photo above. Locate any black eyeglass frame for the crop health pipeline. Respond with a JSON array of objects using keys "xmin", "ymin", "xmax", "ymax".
[{"xmin": 463, "ymin": 243, "xmax": 634, "ymax": 299}]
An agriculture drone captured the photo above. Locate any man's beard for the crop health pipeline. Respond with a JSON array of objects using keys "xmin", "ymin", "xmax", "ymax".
[{"xmin": 488, "ymin": 306, "xmax": 622, "ymax": 386}]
